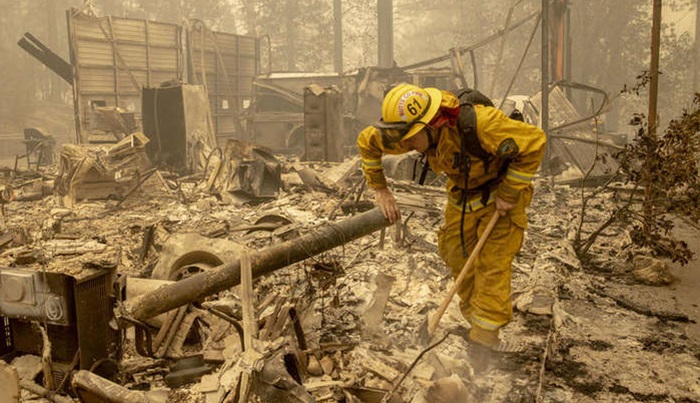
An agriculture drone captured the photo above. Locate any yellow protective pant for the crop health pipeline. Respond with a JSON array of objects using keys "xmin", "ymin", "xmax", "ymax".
[{"xmin": 437, "ymin": 187, "xmax": 531, "ymax": 346}]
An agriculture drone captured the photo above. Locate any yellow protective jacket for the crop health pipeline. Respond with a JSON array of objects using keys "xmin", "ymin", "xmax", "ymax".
[{"xmin": 357, "ymin": 90, "xmax": 547, "ymax": 209}]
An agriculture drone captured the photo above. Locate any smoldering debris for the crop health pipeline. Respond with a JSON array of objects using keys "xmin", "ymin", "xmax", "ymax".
[{"xmin": 0, "ymin": 157, "xmax": 698, "ymax": 403}]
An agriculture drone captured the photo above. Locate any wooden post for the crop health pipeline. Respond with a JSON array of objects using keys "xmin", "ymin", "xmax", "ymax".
[
  {"xmin": 377, "ymin": 0, "xmax": 393, "ymax": 68},
  {"xmin": 541, "ymin": 0, "xmax": 550, "ymax": 156},
  {"xmin": 645, "ymin": 0, "xmax": 662, "ymax": 223},
  {"xmin": 240, "ymin": 253, "xmax": 257, "ymax": 351},
  {"xmin": 695, "ymin": 0, "xmax": 700, "ymax": 92},
  {"xmin": 237, "ymin": 253, "xmax": 256, "ymax": 402},
  {"xmin": 648, "ymin": 0, "xmax": 661, "ymax": 137}
]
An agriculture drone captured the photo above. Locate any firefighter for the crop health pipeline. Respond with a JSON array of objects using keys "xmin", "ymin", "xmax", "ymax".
[{"xmin": 357, "ymin": 83, "xmax": 546, "ymax": 351}]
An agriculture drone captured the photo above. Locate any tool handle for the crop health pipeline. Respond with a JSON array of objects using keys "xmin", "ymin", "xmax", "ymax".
[{"xmin": 428, "ymin": 210, "xmax": 501, "ymax": 334}]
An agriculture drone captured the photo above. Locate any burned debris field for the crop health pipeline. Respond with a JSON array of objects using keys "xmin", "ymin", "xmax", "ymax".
[
  {"xmin": 0, "ymin": 156, "xmax": 699, "ymax": 402},
  {"xmin": 1, "ymin": 1, "xmax": 700, "ymax": 402}
]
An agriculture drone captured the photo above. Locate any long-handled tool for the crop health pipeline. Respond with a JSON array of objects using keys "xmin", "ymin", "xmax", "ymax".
[{"xmin": 424, "ymin": 210, "xmax": 501, "ymax": 339}]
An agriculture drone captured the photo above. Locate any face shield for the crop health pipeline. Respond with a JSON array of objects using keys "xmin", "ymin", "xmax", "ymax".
[{"xmin": 373, "ymin": 119, "xmax": 413, "ymax": 149}]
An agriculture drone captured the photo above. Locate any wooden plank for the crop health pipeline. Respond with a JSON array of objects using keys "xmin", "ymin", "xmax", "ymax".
[
  {"xmin": 237, "ymin": 252, "xmax": 256, "ymax": 403},
  {"xmin": 240, "ymin": 252, "xmax": 256, "ymax": 350}
]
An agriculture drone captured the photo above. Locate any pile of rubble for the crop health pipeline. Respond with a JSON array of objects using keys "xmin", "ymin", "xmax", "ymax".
[{"xmin": 0, "ymin": 146, "xmax": 698, "ymax": 403}]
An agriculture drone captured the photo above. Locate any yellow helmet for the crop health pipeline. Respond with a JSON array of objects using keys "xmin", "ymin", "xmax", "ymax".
[{"xmin": 375, "ymin": 83, "xmax": 443, "ymax": 144}]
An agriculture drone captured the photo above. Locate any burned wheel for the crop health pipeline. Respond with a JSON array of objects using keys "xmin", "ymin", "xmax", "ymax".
[
  {"xmin": 167, "ymin": 254, "xmax": 221, "ymax": 281},
  {"xmin": 150, "ymin": 233, "xmax": 249, "ymax": 281}
]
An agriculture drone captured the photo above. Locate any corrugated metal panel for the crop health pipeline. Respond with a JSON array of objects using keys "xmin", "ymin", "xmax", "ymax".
[
  {"xmin": 67, "ymin": 11, "xmax": 258, "ymax": 145},
  {"xmin": 75, "ymin": 41, "xmax": 114, "ymax": 66},
  {"xmin": 151, "ymin": 71, "xmax": 178, "ymax": 86},
  {"xmin": 79, "ymin": 68, "xmax": 117, "ymax": 94},
  {"xmin": 118, "ymin": 71, "xmax": 148, "ymax": 93},
  {"xmin": 188, "ymin": 26, "xmax": 259, "ymax": 142},
  {"xmin": 148, "ymin": 24, "xmax": 181, "ymax": 47},
  {"xmin": 111, "ymin": 19, "xmax": 146, "ymax": 42},
  {"xmin": 72, "ymin": 15, "xmax": 105, "ymax": 40},
  {"xmin": 68, "ymin": 10, "xmax": 183, "ymax": 144},
  {"xmin": 114, "ymin": 44, "xmax": 148, "ymax": 68},
  {"xmin": 149, "ymin": 48, "xmax": 179, "ymax": 70}
]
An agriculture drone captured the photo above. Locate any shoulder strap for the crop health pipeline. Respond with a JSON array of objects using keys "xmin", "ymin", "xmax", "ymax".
[
  {"xmin": 457, "ymin": 103, "xmax": 491, "ymax": 164},
  {"xmin": 456, "ymin": 88, "xmax": 495, "ymax": 108}
]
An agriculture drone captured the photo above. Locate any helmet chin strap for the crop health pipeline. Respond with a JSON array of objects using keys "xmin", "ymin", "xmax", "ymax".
[{"xmin": 425, "ymin": 126, "xmax": 438, "ymax": 151}]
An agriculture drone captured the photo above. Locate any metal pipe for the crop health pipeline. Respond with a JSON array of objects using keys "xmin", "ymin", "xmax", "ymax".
[
  {"xmin": 498, "ymin": 13, "xmax": 542, "ymax": 110},
  {"xmin": 402, "ymin": 11, "xmax": 539, "ymax": 71},
  {"xmin": 541, "ymin": 0, "xmax": 550, "ymax": 157},
  {"xmin": 124, "ymin": 207, "xmax": 390, "ymax": 322}
]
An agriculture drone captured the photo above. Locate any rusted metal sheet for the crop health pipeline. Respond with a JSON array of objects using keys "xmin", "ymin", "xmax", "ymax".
[
  {"xmin": 67, "ymin": 9, "xmax": 183, "ymax": 144},
  {"xmin": 187, "ymin": 24, "xmax": 259, "ymax": 144}
]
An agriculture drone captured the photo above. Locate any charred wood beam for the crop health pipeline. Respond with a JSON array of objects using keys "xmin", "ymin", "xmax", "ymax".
[
  {"xmin": 17, "ymin": 32, "xmax": 73, "ymax": 84},
  {"xmin": 125, "ymin": 207, "xmax": 390, "ymax": 322}
]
